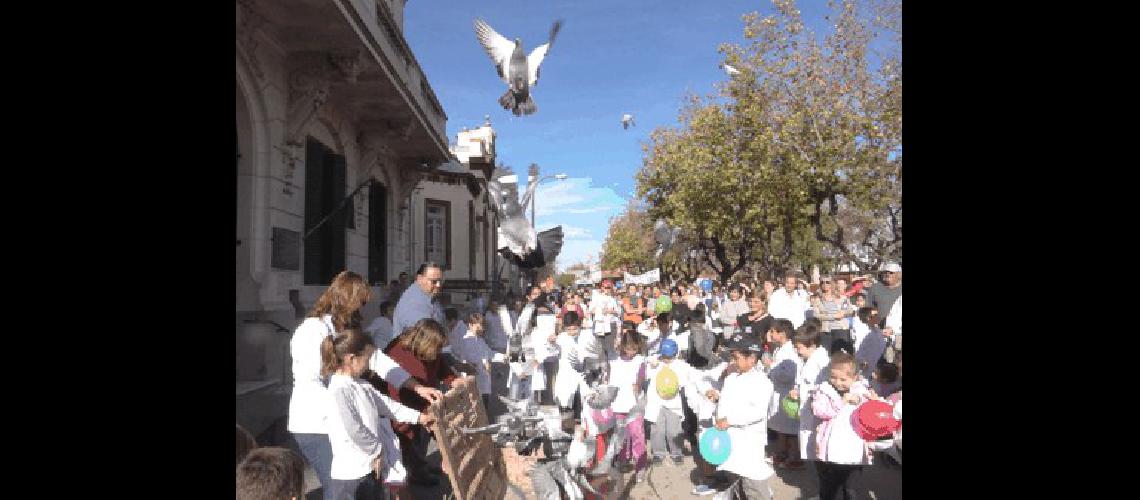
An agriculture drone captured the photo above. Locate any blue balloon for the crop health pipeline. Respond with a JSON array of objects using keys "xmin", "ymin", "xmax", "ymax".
[{"xmin": 699, "ymin": 428, "xmax": 732, "ymax": 465}]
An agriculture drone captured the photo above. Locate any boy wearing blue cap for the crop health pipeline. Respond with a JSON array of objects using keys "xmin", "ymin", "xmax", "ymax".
[
  {"xmin": 645, "ymin": 338, "xmax": 695, "ymax": 465},
  {"xmin": 709, "ymin": 333, "xmax": 776, "ymax": 499}
]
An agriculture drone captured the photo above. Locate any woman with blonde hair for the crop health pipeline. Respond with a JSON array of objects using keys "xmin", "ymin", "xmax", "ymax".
[{"xmin": 287, "ymin": 271, "xmax": 443, "ymax": 499}]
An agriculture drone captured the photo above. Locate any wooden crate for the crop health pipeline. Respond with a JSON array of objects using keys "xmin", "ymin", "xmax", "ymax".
[{"xmin": 427, "ymin": 376, "xmax": 508, "ymax": 500}]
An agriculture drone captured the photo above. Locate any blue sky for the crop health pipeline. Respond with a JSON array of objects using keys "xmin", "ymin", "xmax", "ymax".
[{"xmin": 404, "ymin": 1, "xmax": 853, "ymax": 271}]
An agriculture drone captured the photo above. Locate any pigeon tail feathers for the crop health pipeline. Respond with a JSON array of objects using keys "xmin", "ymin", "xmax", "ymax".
[
  {"xmin": 498, "ymin": 90, "xmax": 516, "ymax": 112},
  {"xmin": 517, "ymin": 94, "xmax": 537, "ymax": 115},
  {"xmin": 500, "ymin": 90, "xmax": 536, "ymax": 116}
]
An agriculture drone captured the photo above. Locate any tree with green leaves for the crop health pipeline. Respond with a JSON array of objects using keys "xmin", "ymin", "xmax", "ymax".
[
  {"xmin": 637, "ymin": 0, "xmax": 901, "ymax": 280},
  {"xmin": 556, "ymin": 273, "xmax": 577, "ymax": 288},
  {"xmin": 600, "ymin": 201, "xmax": 656, "ymax": 274}
]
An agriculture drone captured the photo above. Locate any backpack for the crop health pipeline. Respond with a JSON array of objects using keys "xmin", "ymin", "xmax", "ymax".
[{"xmin": 687, "ymin": 324, "xmax": 714, "ymax": 368}]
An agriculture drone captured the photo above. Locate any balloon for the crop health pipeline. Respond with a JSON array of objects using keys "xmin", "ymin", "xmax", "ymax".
[
  {"xmin": 781, "ymin": 396, "xmax": 801, "ymax": 419},
  {"xmin": 656, "ymin": 365, "xmax": 679, "ymax": 399},
  {"xmin": 699, "ymin": 428, "xmax": 732, "ymax": 465}
]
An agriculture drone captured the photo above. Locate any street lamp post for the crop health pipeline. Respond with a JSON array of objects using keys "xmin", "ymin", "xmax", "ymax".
[
  {"xmin": 527, "ymin": 164, "xmax": 568, "ymax": 229},
  {"xmin": 526, "ymin": 164, "xmax": 567, "ymax": 286}
]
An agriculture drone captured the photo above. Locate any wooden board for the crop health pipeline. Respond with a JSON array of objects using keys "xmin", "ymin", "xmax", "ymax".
[{"xmin": 428, "ymin": 376, "xmax": 508, "ymax": 500}]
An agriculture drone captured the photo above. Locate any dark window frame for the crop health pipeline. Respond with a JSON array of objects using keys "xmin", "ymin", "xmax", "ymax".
[
  {"xmin": 303, "ymin": 137, "xmax": 346, "ymax": 285},
  {"xmin": 368, "ymin": 182, "xmax": 387, "ymax": 285},
  {"xmin": 424, "ymin": 198, "xmax": 451, "ymax": 270},
  {"xmin": 468, "ymin": 200, "xmax": 476, "ymax": 280}
]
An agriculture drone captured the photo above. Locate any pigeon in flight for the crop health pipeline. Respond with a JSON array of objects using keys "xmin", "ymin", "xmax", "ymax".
[
  {"xmin": 474, "ymin": 18, "xmax": 563, "ymax": 116},
  {"xmin": 722, "ymin": 63, "xmax": 741, "ymax": 76},
  {"xmin": 621, "ymin": 113, "xmax": 636, "ymax": 129}
]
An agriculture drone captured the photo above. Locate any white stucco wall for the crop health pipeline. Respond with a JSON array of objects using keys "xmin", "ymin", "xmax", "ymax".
[{"xmin": 237, "ymin": 34, "xmax": 411, "ymax": 317}]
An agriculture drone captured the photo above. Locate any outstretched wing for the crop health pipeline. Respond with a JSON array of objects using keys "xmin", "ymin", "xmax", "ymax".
[
  {"xmin": 474, "ymin": 18, "xmax": 515, "ymax": 83},
  {"xmin": 527, "ymin": 20, "xmax": 563, "ymax": 87},
  {"xmin": 537, "ymin": 226, "xmax": 564, "ymax": 269}
]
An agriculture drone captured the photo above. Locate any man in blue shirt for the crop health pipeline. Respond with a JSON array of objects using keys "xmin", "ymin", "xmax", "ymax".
[{"xmin": 393, "ymin": 262, "xmax": 446, "ymax": 337}]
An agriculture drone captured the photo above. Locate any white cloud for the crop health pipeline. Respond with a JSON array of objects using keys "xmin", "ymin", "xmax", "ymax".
[
  {"xmin": 527, "ymin": 176, "xmax": 626, "ymax": 272},
  {"xmin": 556, "ymin": 239, "xmax": 604, "ymax": 272},
  {"xmin": 561, "ymin": 225, "xmax": 593, "ymax": 240},
  {"xmin": 532, "ymin": 178, "xmax": 625, "ymax": 218},
  {"xmin": 564, "ymin": 205, "xmax": 621, "ymax": 214}
]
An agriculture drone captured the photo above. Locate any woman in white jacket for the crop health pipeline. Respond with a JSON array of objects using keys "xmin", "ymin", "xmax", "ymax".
[
  {"xmin": 287, "ymin": 271, "xmax": 442, "ymax": 499},
  {"xmin": 322, "ymin": 330, "xmax": 435, "ymax": 499}
]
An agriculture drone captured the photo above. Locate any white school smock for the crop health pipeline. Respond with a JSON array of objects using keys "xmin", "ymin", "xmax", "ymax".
[
  {"xmin": 608, "ymin": 354, "xmax": 646, "ymax": 414},
  {"xmin": 715, "ymin": 367, "xmax": 776, "ymax": 482},
  {"xmin": 850, "ymin": 318, "xmax": 871, "ymax": 351},
  {"xmin": 644, "ymin": 358, "xmax": 695, "ymax": 422},
  {"xmin": 672, "ymin": 328, "xmax": 691, "ymax": 356},
  {"xmin": 287, "ymin": 315, "xmax": 336, "ymax": 434},
  {"xmin": 589, "ymin": 293, "xmax": 619, "ymax": 335},
  {"xmin": 326, "ymin": 374, "xmax": 421, "ymax": 482},
  {"xmin": 552, "ymin": 332, "xmax": 596, "ymax": 407},
  {"xmin": 692, "ymin": 361, "xmax": 729, "ymax": 422},
  {"xmin": 767, "ymin": 341, "xmax": 803, "ymax": 435},
  {"xmin": 529, "ymin": 314, "xmax": 560, "ymax": 391},
  {"xmin": 769, "ymin": 289, "xmax": 811, "ymax": 328},
  {"xmin": 812, "ymin": 380, "xmax": 872, "ymax": 465},
  {"xmin": 797, "ymin": 346, "xmax": 831, "ymax": 460},
  {"xmin": 507, "ymin": 359, "xmax": 533, "ymax": 400}
]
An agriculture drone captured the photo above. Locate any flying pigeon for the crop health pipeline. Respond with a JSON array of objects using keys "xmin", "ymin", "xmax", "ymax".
[
  {"xmin": 722, "ymin": 63, "xmax": 741, "ymax": 76},
  {"xmin": 621, "ymin": 113, "xmax": 636, "ymax": 129},
  {"xmin": 474, "ymin": 18, "xmax": 563, "ymax": 116}
]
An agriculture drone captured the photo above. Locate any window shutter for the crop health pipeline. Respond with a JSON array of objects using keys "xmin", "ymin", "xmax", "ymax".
[
  {"xmin": 303, "ymin": 138, "xmax": 326, "ymax": 285},
  {"xmin": 368, "ymin": 183, "xmax": 387, "ymax": 284},
  {"xmin": 330, "ymin": 152, "xmax": 347, "ymax": 282}
]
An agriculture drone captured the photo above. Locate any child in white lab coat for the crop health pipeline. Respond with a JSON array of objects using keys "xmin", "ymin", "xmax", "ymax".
[
  {"xmin": 811, "ymin": 353, "xmax": 873, "ymax": 500},
  {"xmin": 645, "ymin": 338, "xmax": 694, "ymax": 465},
  {"xmin": 710, "ymin": 334, "xmax": 776, "ymax": 499},
  {"xmin": 689, "ymin": 348, "xmax": 733, "ymax": 496},
  {"xmin": 761, "ymin": 318, "xmax": 802, "ymax": 468},
  {"xmin": 552, "ymin": 311, "xmax": 596, "ymax": 429},
  {"xmin": 787, "ymin": 326, "xmax": 830, "ymax": 469},
  {"xmin": 610, "ymin": 330, "xmax": 648, "ymax": 481},
  {"xmin": 453, "ymin": 312, "xmax": 495, "ymax": 414},
  {"xmin": 322, "ymin": 329, "xmax": 435, "ymax": 499}
]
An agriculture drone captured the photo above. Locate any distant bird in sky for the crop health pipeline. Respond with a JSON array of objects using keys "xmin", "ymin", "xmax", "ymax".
[
  {"xmin": 474, "ymin": 18, "xmax": 563, "ymax": 116},
  {"xmin": 721, "ymin": 63, "xmax": 741, "ymax": 77},
  {"xmin": 621, "ymin": 113, "xmax": 636, "ymax": 129}
]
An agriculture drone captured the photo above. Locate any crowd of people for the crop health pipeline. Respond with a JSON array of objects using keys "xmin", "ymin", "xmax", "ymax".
[{"xmin": 236, "ymin": 261, "xmax": 902, "ymax": 500}]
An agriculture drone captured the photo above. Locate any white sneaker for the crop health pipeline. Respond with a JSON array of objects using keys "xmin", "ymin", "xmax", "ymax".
[{"xmin": 711, "ymin": 490, "xmax": 733, "ymax": 500}]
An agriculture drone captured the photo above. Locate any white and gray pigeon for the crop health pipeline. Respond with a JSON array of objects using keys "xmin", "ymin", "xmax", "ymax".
[
  {"xmin": 473, "ymin": 18, "xmax": 563, "ymax": 116},
  {"xmin": 621, "ymin": 113, "xmax": 635, "ymax": 129},
  {"xmin": 722, "ymin": 63, "xmax": 742, "ymax": 76}
]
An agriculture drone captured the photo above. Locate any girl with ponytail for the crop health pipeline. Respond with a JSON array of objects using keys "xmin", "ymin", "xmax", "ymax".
[
  {"xmin": 287, "ymin": 271, "xmax": 443, "ymax": 499},
  {"xmin": 322, "ymin": 329, "xmax": 435, "ymax": 499}
]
